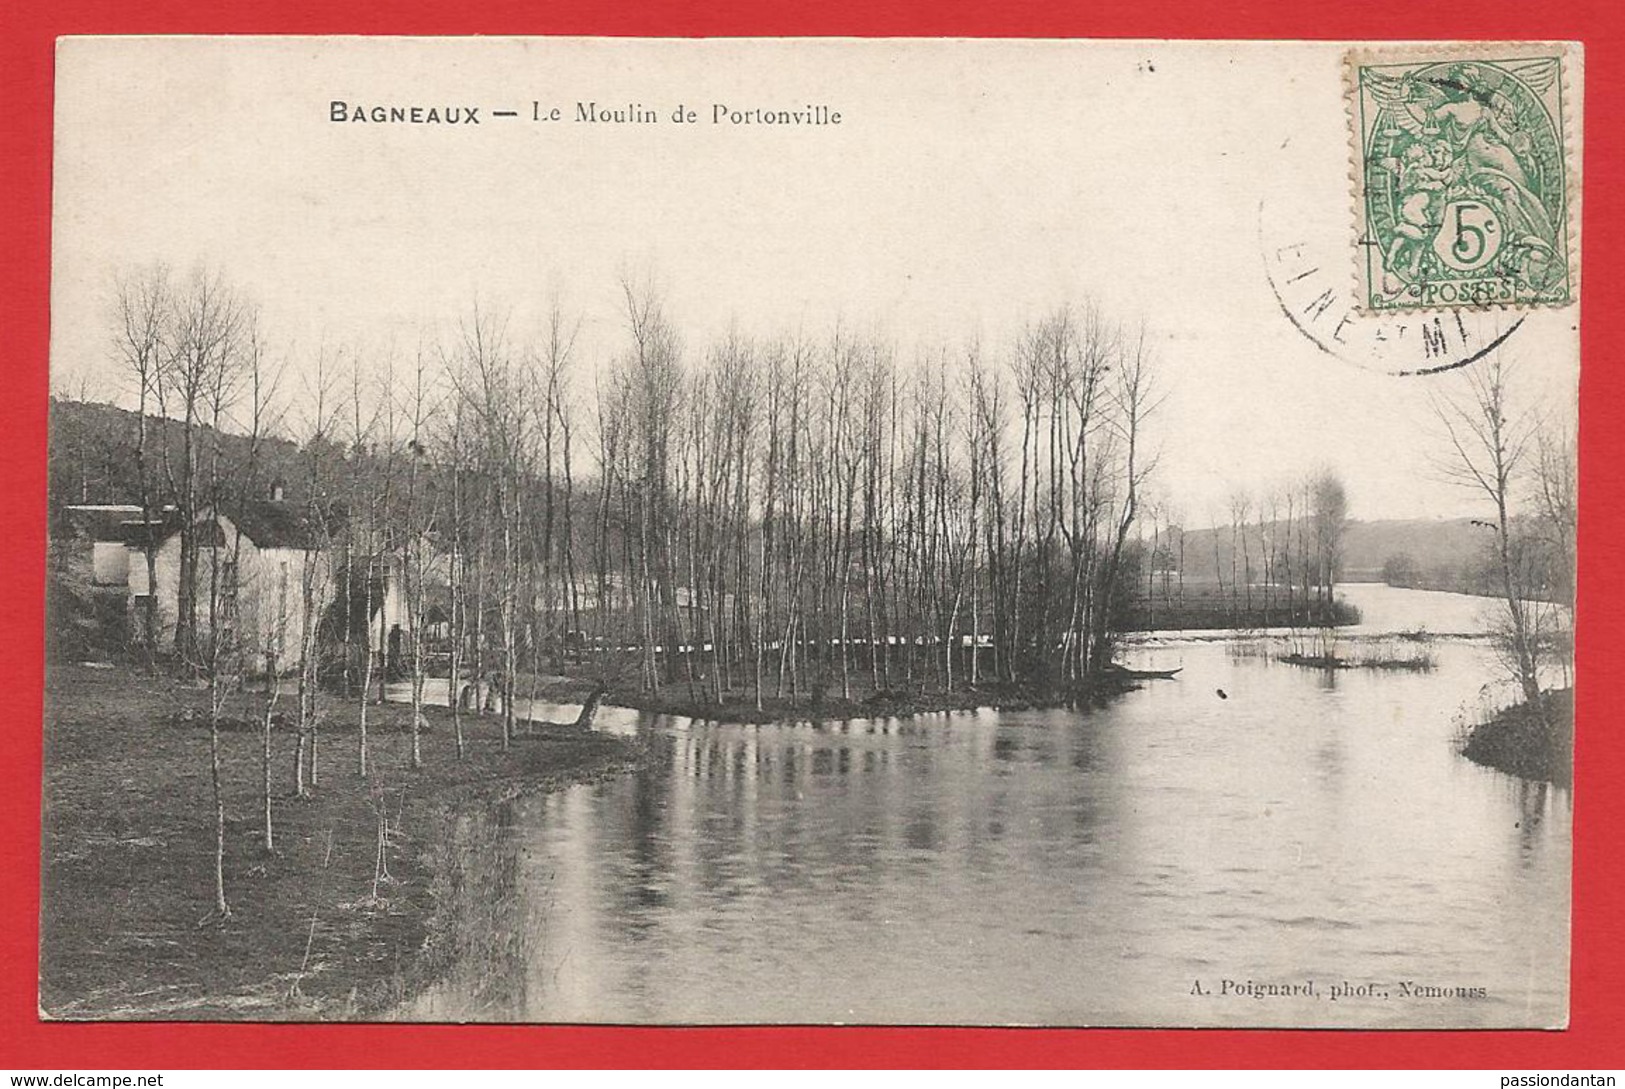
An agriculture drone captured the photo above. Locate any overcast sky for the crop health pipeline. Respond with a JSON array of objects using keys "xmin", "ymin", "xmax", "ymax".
[{"xmin": 49, "ymin": 37, "xmax": 1580, "ymax": 525}]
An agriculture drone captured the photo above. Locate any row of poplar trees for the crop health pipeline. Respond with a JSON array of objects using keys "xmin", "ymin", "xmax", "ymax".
[
  {"xmin": 590, "ymin": 283, "xmax": 1163, "ymax": 702},
  {"xmin": 112, "ymin": 266, "xmax": 1165, "ymax": 723}
]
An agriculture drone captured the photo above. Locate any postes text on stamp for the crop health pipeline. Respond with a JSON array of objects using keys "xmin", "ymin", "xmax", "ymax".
[{"xmin": 1351, "ymin": 48, "xmax": 1574, "ymax": 312}]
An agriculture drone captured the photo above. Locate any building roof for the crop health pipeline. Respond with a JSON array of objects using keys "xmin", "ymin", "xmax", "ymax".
[
  {"xmin": 118, "ymin": 501, "xmax": 337, "ymax": 552},
  {"xmin": 60, "ymin": 504, "xmax": 145, "ymax": 542},
  {"xmin": 115, "ymin": 508, "xmax": 186, "ymax": 548},
  {"xmin": 228, "ymin": 500, "xmax": 331, "ymax": 550}
]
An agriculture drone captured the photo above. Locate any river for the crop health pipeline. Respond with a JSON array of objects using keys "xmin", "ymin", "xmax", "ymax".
[{"xmin": 401, "ymin": 583, "xmax": 1570, "ymax": 1027}]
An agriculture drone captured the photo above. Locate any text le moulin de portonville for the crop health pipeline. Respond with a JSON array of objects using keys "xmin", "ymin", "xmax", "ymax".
[{"xmin": 329, "ymin": 101, "xmax": 843, "ymax": 127}]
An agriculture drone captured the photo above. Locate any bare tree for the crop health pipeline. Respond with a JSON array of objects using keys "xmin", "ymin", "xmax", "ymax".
[
  {"xmin": 292, "ymin": 344, "xmax": 341, "ymax": 797},
  {"xmin": 1432, "ymin": 351, "xmax": 1541, "ymax": 703},
  {"xmin": 349, "ymin": 352, "xmax": 386, "ymax": 781},
  {"xmin": 111, "ymin": 263, "xmax": 172, "ymax": 658},
  {"xmin": 1531, "ymin": 418, "xmax": 1577, "ymax": 687},
  {"xmin": 238, "ymin": 316, "xmax": 287, "ymax": 854},
  {"xmin": 196, "ymin": 294, "xmax": 253, "ymax": 921},
  {"xmin": 441, "ymin": 381, "xmax": 470, "ymax": 759},
  {"xmin": 155, "ymin": 268, "xmax": 246, "ymax": 667},
  {"xmin": 401, "ymin": 342, "xmax": 440, "ymax": 769}
]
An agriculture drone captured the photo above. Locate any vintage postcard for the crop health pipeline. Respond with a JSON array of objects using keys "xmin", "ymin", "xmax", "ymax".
[{"xmin": 42, "ymin": 37, "xmax": 1580, "ymax": 1027}]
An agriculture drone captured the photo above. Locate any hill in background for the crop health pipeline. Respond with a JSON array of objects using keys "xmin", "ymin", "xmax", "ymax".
[
  {"xmin": 48, "ymin": 396, "xmax": 326, "ymax": 518},
  {"xmin": 47, "ymin": 397, "xmax": 1491, "ymax": 593},
  {"xmin": 1156, "ymin": 516, "xmax": 1487, "ymax": 593}
]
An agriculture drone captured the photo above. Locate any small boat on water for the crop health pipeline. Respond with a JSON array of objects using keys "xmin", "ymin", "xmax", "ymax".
[{"xmin": 1106, "ymin": 665, "xmax": 1183, "ymax": 680}]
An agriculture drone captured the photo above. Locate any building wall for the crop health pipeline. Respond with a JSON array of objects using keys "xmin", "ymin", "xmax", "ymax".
[
  {"xmin": 91, "ymin": 542, "xmax": 129, "ymax": 586},
  {"xmin": 125, "ymin": 517, "xmax": 330, "ymax": 672},
  {"xmin": 235, "ymin": 544, "xmax": 330, "ymax": 666},
  {"xmin": 360, "ymin": 558, "xmax": 411, "ymax": 654},
  {"xmin": 125, "ymin": 533, "xmax": 183, "ymax": 646},
  {"xmin": 125, "ymin": 530, "xmax": 237, "ymax": 648}
]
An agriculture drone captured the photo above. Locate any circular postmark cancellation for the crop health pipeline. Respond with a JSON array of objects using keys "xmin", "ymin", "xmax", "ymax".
[
  {"xmin": 1349, "ymin": 46, "xmax": 1578, "ymax": 315},
  {"xmin": 1260, "ymin": 189, "xmax": 1531, "ymax": 378}
]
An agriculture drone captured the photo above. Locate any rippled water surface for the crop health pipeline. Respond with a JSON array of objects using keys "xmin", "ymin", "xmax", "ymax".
[{"xmin": 405, "ymin": 585, "xmax": 1570, "ymax": 1026}]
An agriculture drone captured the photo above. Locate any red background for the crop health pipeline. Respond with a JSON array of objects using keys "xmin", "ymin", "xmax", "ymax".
[{"xmin": 2, "ymin": 0, "xmax": 1620, "ymax": 1070}]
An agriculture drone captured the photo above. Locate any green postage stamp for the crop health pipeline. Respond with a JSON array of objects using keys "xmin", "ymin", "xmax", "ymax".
[{"xmin": 1349, "ymin": 45, "xmax": 1579, "ymax": 312}]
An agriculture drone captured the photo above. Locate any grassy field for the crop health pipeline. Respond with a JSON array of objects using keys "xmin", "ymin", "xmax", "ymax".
[{"xmin": 40, "ymin": 661, "xmax": 639, "ymax": 1021}]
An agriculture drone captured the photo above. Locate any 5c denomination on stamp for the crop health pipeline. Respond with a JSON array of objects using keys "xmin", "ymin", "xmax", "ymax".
[{"xmin": 1348, "ymin": 45, "xmax": 1578, "ymax": 313}]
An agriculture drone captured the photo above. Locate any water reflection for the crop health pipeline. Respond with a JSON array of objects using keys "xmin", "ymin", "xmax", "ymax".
[{"xmin": 406, "ymin": 585, "xmax": 1570, "ymax": 1027}]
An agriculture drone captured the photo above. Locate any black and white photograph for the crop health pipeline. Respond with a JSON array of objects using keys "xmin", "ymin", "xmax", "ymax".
[{"xmin": 40, "ymin": 37, "xmax": 1579, "ymax": 1026}]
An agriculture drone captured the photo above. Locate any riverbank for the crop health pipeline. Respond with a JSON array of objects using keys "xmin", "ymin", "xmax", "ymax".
[
  {"xmin": 1125, "ymin": 596, "xmax": 1362, "ymax": 632},
  {"xmin": 1461, "ymin": 688, "xmax": 1573, "ymax": 788},
  {"xmin": 40, "ymin": 661, "xmax": 639, "ymax": 1021},
  {"xmin": 603, "ymin": 670, "xmax": 1155, "ymax": 725}
]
